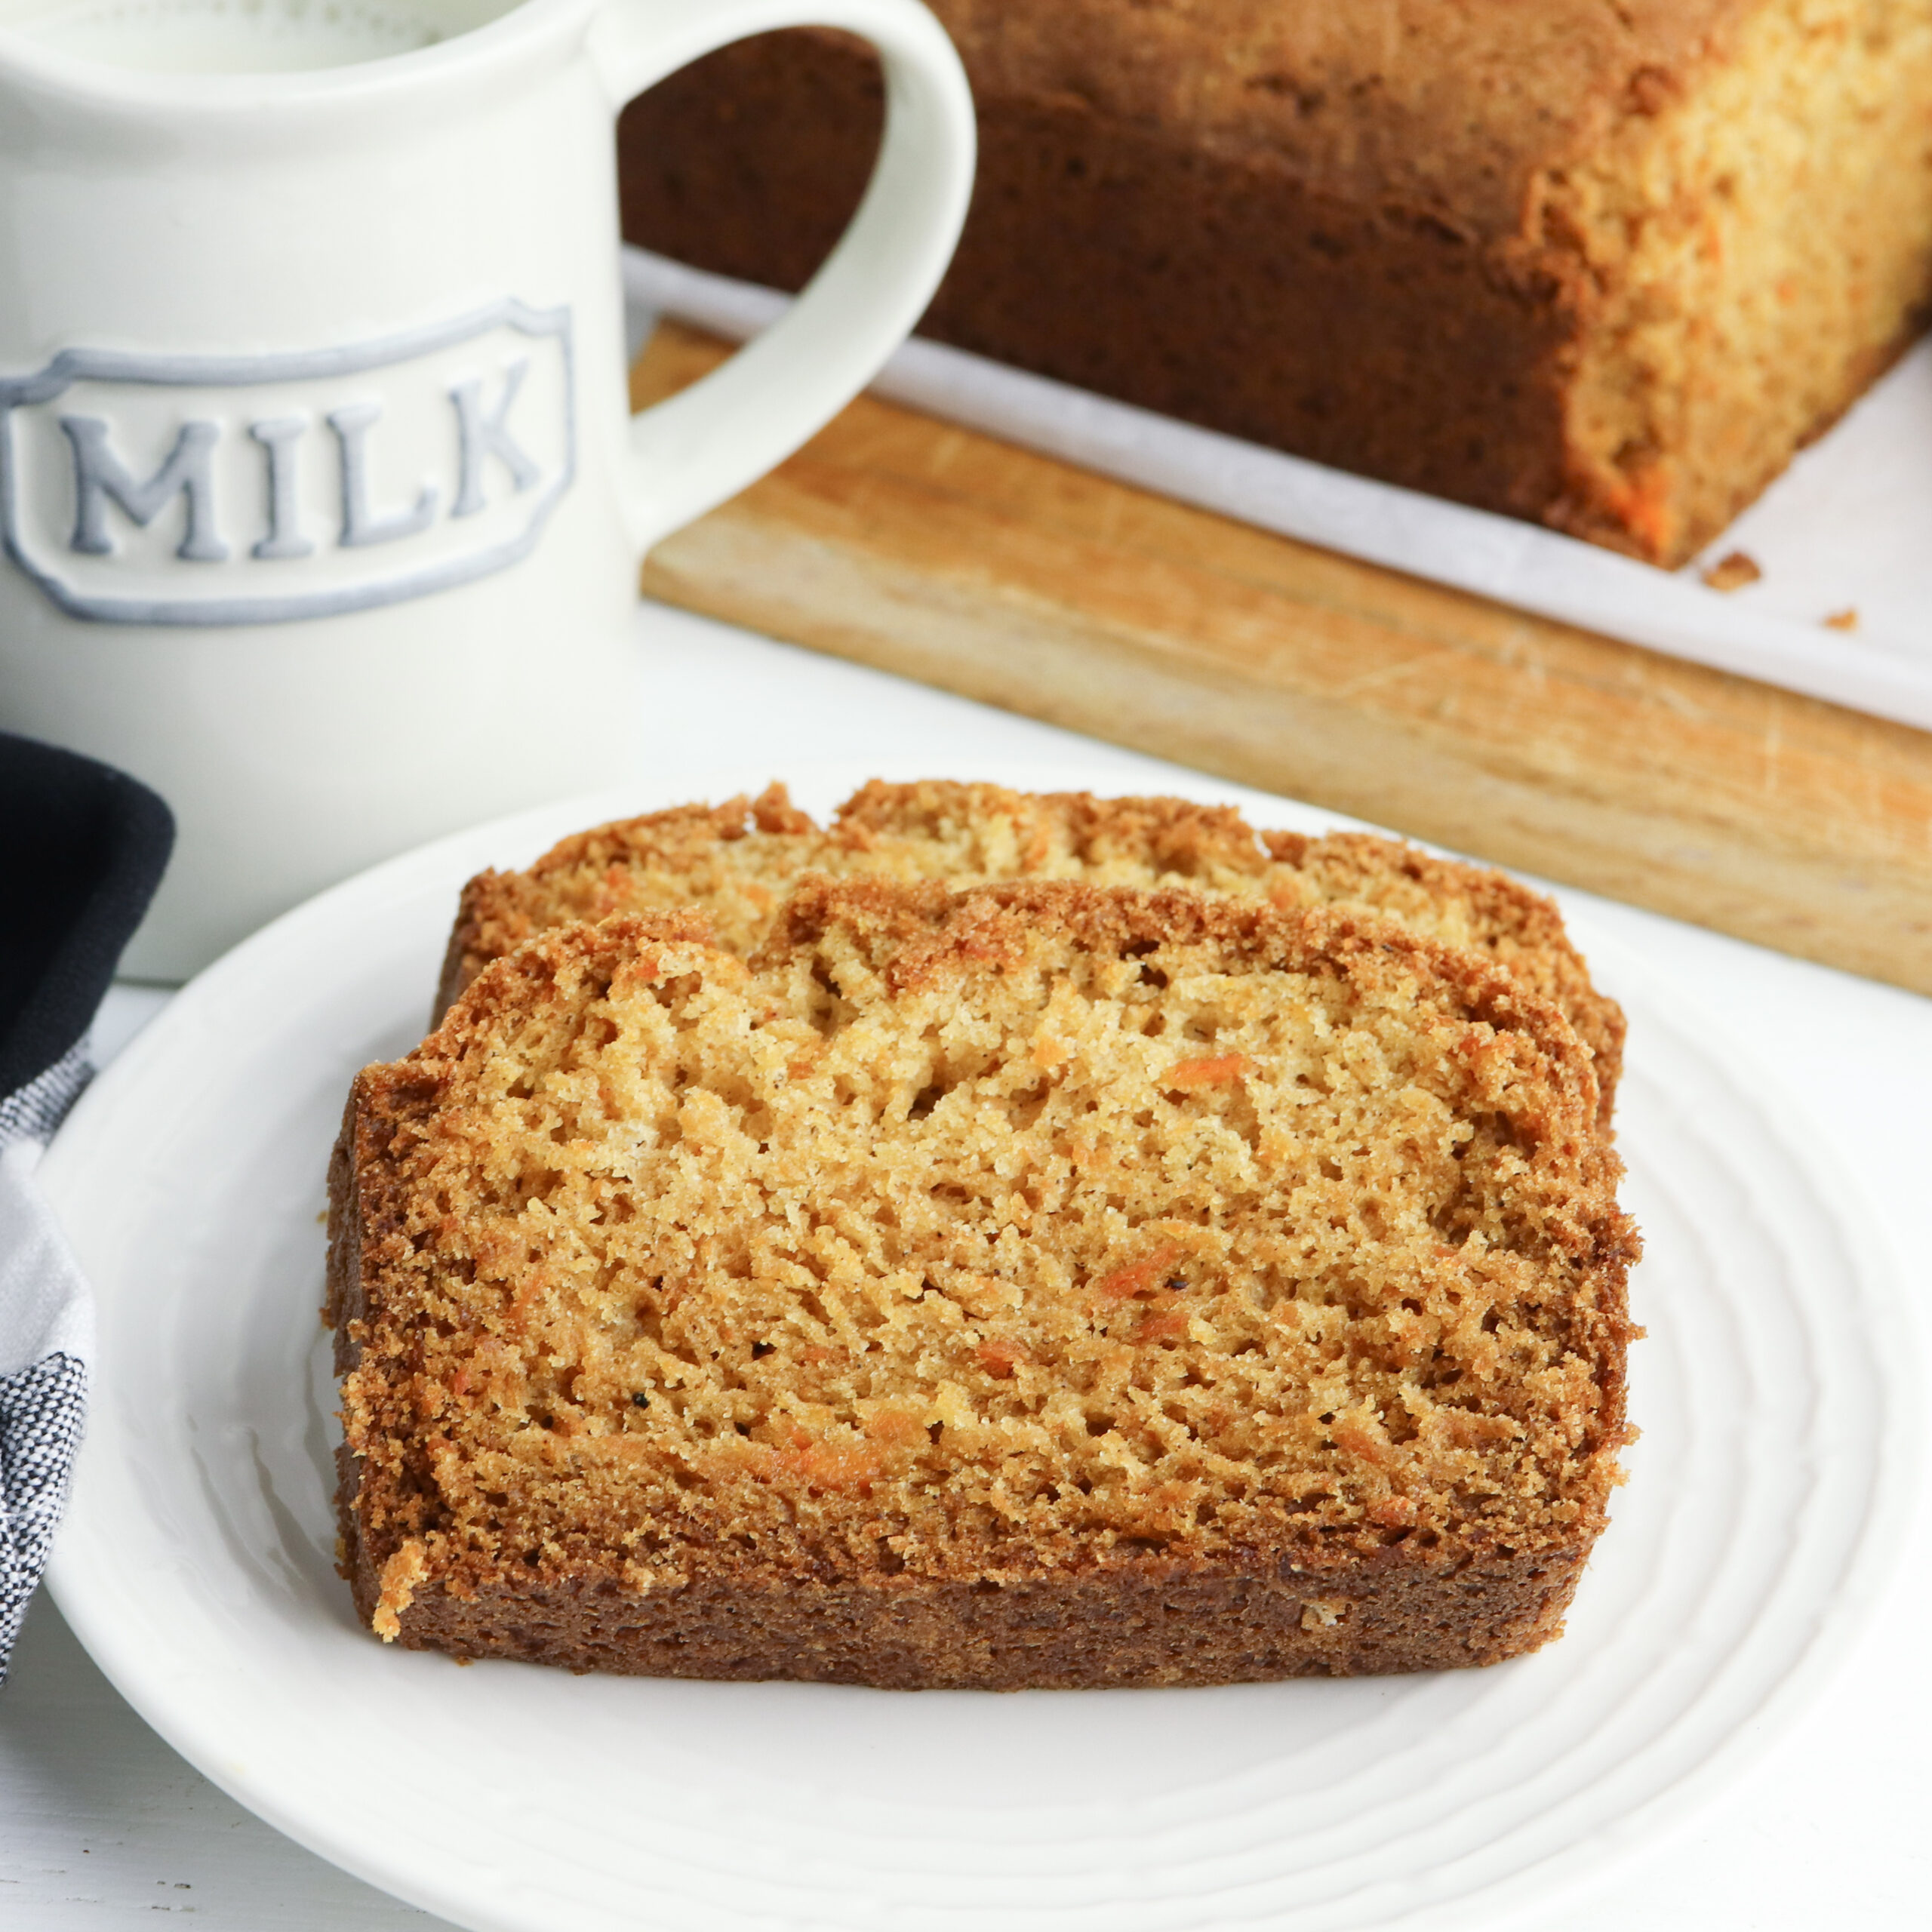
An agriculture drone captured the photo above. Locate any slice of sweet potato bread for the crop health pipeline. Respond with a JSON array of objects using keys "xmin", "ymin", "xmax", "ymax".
[
  {"xmin": 332, "ymin": 880, "xmax": 1638, "ymax": 1687},
  {"xmin": 438, "ymin": 779, "xmax": 1623, "ymax": 1118}
]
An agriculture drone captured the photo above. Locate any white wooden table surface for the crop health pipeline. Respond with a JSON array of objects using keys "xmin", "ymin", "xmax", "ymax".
[{"xmin": 4, "ymin": 601, "xmax": 1927, "ymax": 1929}]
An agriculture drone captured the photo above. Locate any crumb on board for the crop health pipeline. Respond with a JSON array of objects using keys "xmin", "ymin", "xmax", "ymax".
[
  {"xmin": 1700, "ymin": 549, "xmax": 1763, "ymax": 592},
  {"xmin": 1823, "ymin": 608, "xmax": 1860, "ymax": 632}
]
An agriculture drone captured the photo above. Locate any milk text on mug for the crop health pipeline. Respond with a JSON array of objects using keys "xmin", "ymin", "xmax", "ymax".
[
  {"xmin": 3, "ymin": 2, "xmax": 581, "ymax": 626},
  {"xmin": 2, "ymin": 304, "xmax": 574, "ymax": 625}
]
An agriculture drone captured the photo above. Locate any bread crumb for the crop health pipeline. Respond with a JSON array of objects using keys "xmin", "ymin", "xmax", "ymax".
[
  {"xmin": 1823, "ymin": 607, "xmax": 1860, "ymax": 632},
  {"xmin": 1301, "ymin": 1599, "xmax": 1349, "ymax": 1630},
  {"xmin": 1700, "ymin": 549, "xmax": 1762, "ymax": 592},
  {"xmin": 372, "ymin": 1540, "xmax": 429, "ymax": 1641}
]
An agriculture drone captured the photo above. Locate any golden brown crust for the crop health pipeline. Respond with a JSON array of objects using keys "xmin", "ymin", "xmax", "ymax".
[
  {"xmin": 345, "ymin": 1540, "xmax": 1592, "ymax": 1687},
  {"xmin": 333, "ymin": 883, "xmax": 1637, "ymax": 1687},
  {"xmin": 901, "ymin": 2, "xmax": 1758, "ymax": 243},
  {"xmin": 436, "ymin": 787, "xmax": 804, "ymax": 1020}
]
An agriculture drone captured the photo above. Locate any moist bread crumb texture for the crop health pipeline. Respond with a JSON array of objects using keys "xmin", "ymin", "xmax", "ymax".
[
  {"xmin": 441, "ymin": 780, "xmax": 1624, "ymax": 1122},
  {"xmin": 332, "ymin": 878, "xmax": 1638, "ymax": 1688}
]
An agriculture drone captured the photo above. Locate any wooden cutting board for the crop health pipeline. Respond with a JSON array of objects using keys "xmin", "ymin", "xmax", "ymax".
[{"xmin": 633, "ymin": 323, "xmax": 1932, "ymax": 998}]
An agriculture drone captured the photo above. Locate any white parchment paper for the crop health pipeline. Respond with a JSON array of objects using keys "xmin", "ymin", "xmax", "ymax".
[{"xmin": 624, "ymin": 247, "xmax": 1932, "ymax": 734}]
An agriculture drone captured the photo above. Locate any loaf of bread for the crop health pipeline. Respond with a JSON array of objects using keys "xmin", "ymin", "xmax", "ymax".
[
  {"xmin": 329, "ymin": 880, "xmax": 1637, "ymax": 1687},
  {"xmin": 441, "ymin": 779, "xmax": 1624, "ymax": 1121},
  {"xmin": 619, "ymin": 2, "xmax": 1932, "ymax": 566}
]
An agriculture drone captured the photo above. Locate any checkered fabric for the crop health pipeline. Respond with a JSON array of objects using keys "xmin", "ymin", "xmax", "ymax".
[{"xmin": 0, "ymin": 1044, "xmax": 94, "ymax": 1684}]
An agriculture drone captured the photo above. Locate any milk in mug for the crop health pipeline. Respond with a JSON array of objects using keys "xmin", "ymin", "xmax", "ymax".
[{"xmin": 3, "ymin": 0, "xmax": 500, "ymax": 72}]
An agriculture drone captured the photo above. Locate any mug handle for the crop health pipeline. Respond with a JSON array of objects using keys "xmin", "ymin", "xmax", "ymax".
[{"xmin": 586, "ymin": 0, "xmax": 975, "ymax": 553}]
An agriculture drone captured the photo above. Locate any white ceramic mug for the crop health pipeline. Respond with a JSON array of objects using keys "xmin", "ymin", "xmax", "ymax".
[{"xmin": 0, "ymin": 0, "xmax": 973, "ymax": 978}]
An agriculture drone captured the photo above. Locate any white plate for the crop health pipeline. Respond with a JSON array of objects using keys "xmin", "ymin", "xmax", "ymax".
[{"xmin": 43, "ymin": 759, "xmax": 1918, "ymax": 1932}]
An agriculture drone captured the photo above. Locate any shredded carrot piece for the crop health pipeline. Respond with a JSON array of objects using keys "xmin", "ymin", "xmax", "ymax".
[
  {"xmin": 1165, "ymin": 1053, "xmax": 1254, "ymax": 1091},
  {"xmin": 1136, "ymin": 1309, "xmax": 1191, "ymax": 1345},
  {"xmin": 776, "ymin": 1438, "xmax": 882, "ymax": 1491},
  {"xmin": 1094, "ymin": 1241, "xmax": 1184, "ymax": 1300}
]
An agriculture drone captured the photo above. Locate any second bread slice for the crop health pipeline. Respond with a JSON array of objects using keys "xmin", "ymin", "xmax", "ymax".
[{"xmin": 439, "ymin": 779, "xmax": 1624, "ymax": 1119}]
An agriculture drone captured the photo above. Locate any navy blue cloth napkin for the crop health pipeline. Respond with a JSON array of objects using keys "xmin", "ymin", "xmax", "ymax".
[{"xmin": 0, "ymin": 731, "xmax": 171, "ymax": 1682}]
